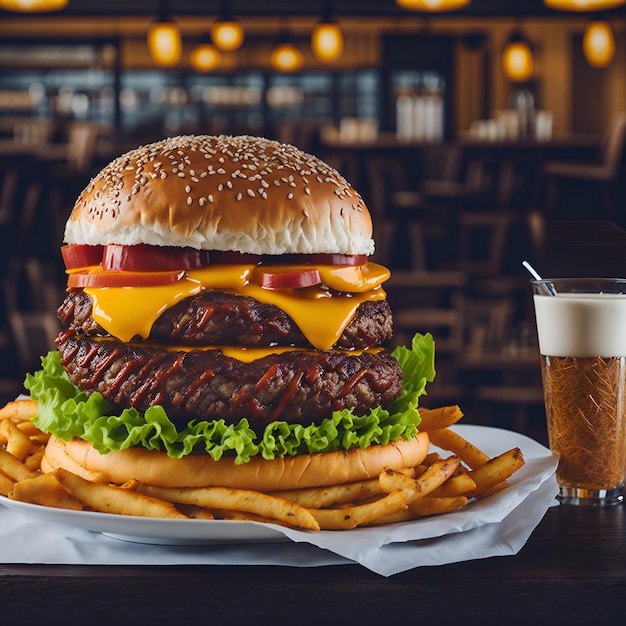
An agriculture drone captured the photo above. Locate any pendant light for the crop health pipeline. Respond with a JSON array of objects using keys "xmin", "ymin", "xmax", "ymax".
[
  {"xmin": 311, "ymin": 3, "xmax": 344, "ymax": 63},
  {"xmin": 211, "ymin": 0, "xmax": 245, "ymax": 52},
  {"xmin": 583, "ymin": 17, "xmax": 616, "ymax": 67},
  {"xmin": 271, "ymin": 31, "xmax": 304, "ymax": 73},
  {"xmin": 190, "ymin": 32, "xmax": 222, "ymax": 73},
  {"xmin": 0, "ymin": 0, "xmax": 68, "ymax": 10},
  {"xmin": 147, "ymin": 2, "xmax": 182, "ymax": 68},
  {"xmin": 395, "ymin": 0, "xmax": 471, "ymax": 11},
  {"xmin": 543, "ymin": 0, "xmax": 625, "ymax": 11},
  {"xmin": 502, "ymin": 30, "xmax": 534, "ymax": 83}
]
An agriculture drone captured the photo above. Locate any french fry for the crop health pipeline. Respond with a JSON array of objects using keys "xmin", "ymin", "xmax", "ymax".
[
  {"xmin": 418, "ymin": 405, "xmax": 464, "ymax": 431},
  {"xmin": 272, "ymin": 477, "xmax": 383, "ymax": 509},
  {"xmin": 137, "ymin": 484, "xmax": 319, "ymax": 531},
  {"xmin": 0, "ymin": 399, "xmax": 38, "ymax": 423},
  {"xmin": 428, "ymin": 427, "xmax": 490, "ymax": 470},
  {"xmin": 176, "ymin": 504, "xmax": 215, "ymax": 520},
  {"xmin": 430, "ymin": 472, "xmax": 476, "ymax": 498},
  {"xmin": 9, "ymin": 473, "xmax": 85, "ymax": 510},
  {"xmin": 0, "ymin": 473, "xmax": 15, "ymax": 496},
  {"xmin": 0, "ymin": 419, "xmax": 33, "ymax": 462},
  {"xmin": 379, "ymin": 456, "xmax": 461, "ymax": 504},
  {"xmin": 372, "ymin": 495, "xmax": 469, "ymax": 525},
  {"xmin": 469, "ymin": 448, "xmax": 525, "ymax": 497},
  {"xmin": 53, "ymin": 468, "xmax": 188, "ymax": 519},
  {"xmin": 23, "ymin": 445, "xmax": 45, "ymax": 472},
  {"xmin": 307, "ymin": 489, "xmax": 408, "ymax": 530},
  {"xmin": 409, "ymin": 495, "xmax": 468, "ymax": 517},
  {"xmin": 0, "ymin": 449, "xmax": 36, "ymax": 482}
]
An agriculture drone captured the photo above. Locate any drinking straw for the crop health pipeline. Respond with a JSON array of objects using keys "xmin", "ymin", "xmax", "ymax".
[{"xmin": 522, "ymin": 261, "xmax": 557, "ymax": 295}]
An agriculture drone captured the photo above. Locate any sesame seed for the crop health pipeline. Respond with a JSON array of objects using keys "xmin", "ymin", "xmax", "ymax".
[
  {"xmin": 287, "ymin": 192, "xmax": 294, "ymax": 200},
  {"xmin": 304, "ymin": 187, "xmax": 311, "ymax": 195},
  {"xmin": 236, "ymin": 193, "xmax": 243, "ymax": 201},
  {"xmin": 303, "ymin": 209, "xmax": 310, "ymax": 218},
  {"xmin": 199, "ymin": 198, "xmax": 205, "ymax": 206},
  {"xmin": 208, "ymin": 194, "xmax": 214, "ymax": 203},
  {"xmin": 226, "ymin": 180, "xmax": 233, "ymax": 189},
  {"xmin": 217, "ymin": 168, "xmax": 226, "ymax": 175},
  {"xmin": 187, "ymin": 197, "xmax": 192, "ymax": 205},
  {"xmin": 185, "ymin": 185, "xmax": 191, "ymax": 193},
  {"xmin": 178, "ymin": 172, "xmax": 185, "ymax": 178},
  {"xmin": 247, "ymin": 189, "xmax": 255, "ymax": 197},
  {"xmin": 218, "ymin": 184, "xmax": 223, "ymax": 191}
]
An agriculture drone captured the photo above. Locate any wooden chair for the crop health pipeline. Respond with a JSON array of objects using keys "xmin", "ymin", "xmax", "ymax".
[
  {"xmin": 9, "ymin": 310, "xmax": 60, "ymax": 375},
  {"xmin": 542, "ymin": 111, "xmax": 626, "ymax": 220},
  {"xmin": 385, "ymin": 269, "xmax": 467, "ymax": 355}
]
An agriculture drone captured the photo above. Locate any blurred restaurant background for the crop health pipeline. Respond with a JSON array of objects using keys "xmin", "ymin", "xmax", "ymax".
[{"xmin": 0, "ymin": 0, "xmax": 625, "ymax": 444}]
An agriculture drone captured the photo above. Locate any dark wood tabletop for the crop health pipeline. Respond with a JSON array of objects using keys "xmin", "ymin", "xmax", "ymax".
[{"xmin": 1, "ymin": 502, "xmax": 623, "ymax": 626}]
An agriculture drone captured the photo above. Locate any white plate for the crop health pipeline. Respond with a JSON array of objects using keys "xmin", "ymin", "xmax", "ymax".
[{"xmin": 0, "ymin": 425, "xmax": 557, "ymax": 547}]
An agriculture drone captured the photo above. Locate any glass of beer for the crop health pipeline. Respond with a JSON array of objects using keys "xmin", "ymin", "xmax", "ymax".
[{"xmin": 531, "ymin": 278, "xmax": 626, "ymax": 506}]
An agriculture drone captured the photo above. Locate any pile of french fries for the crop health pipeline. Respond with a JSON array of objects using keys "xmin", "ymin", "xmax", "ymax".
[{"xmin": 0, "ymin": 400, "xmax": 524, "ymax": 532}]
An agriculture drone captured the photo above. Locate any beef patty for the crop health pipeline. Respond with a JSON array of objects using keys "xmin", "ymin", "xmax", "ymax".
[
  {"xmin": 58, "ymin": 290, "xmax": 393, "ymax": 350},
  {"xmin": 57, "ymin": 332, "xmax": 404, "ymax": 430}
]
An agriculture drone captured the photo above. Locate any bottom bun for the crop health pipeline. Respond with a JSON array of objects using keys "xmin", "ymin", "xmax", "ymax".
[{"xmin": 42, "ymin": 433, "xmax": 430, "ymax": 491}]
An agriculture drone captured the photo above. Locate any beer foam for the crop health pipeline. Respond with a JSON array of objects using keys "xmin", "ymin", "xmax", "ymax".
[{"xmin": 533, "ymin": 293, "xmax": 626, "ymax": 357}]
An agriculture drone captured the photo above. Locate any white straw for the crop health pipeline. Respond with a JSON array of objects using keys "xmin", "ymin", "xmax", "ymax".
[
  {"xmin": 522, "ymin": 261, "xmax": 557, "ymax": 295},
  {"xmin": 522, "ymin": 260, "xmax": 543, "ymax": 281}
]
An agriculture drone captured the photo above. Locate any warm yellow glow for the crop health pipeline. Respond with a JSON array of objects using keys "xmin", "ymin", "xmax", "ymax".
[
  {"xmin": 543, "ymin": 0, "xmax": 625, "ymax": 11},
  {"xmin": 583, "ymin": 20, "xmax": 616, "ymax": 67},
  {"xmin": 395, "ymin": 0, "xmax": 471, "ymax": 11},
  {"xmin": 502, "ymin": 40, "xmax": 534, "ymax": 82},
  {"xmin": 311, "ymin": 22, "xmax": 344, "ymax": 62},
  {"xmin": 271, "ymin": 42, "xmax": 304, "ymax": 72},
  {"xmin": 0, "ymin": 0, "xmax": 67, "ymax": 10},
  {"xmin": 190, "ymin": 40, "xmax": 222, "ymax": 73},
  {"xmin": 211, "ymin": 20, "xmax": 245, "ymax": 51},
  {"xmin": 147, "ymin": 20, "xmax": 182, "ymax": 68}
]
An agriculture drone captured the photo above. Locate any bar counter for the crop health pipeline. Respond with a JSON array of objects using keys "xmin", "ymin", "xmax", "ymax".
[{"xmin": 1, "ymin": 503, "xmax": 624, "ymax": 625}]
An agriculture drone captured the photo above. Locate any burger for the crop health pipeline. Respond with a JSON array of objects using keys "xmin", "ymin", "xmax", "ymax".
[{"xmin": 26, "ymin": 134, "xmax": 435, "ymax": 492}]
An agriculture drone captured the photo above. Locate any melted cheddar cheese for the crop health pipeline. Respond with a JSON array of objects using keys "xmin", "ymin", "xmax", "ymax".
[{"xmin": 84, "ymin": 263, "xmax": 390, "ymax": 351}]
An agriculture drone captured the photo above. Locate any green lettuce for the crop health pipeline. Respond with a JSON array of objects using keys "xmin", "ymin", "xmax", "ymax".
[{"xmin": 24, "ymin": 333, "xmax": 435, "ymax": 464}]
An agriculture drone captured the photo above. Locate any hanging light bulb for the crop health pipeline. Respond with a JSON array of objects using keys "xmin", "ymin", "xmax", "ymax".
[
  {"xmin": 583, "ymin": 17, "xmax": 616, "ymax": 67},
  {"xmin": 0, "ymin": 0, "xmax": 68, "ymax": 10},
  {"xmin": 502, "ymin": 30, "xmax": 535, "ymax": 83},
  {"xmin": 395, "ymin": 0, "xmax": 471, "ymax": 11},
  {"xmin": 311, "ymin": 3, "xmax": 344, "ymax": 63},
  {"xmin": 271, "ymin": 31, "xmax": 304, "ymax": 73},
  {"xmin": 211, "ymin": 0, "xmax": 245, "ymax": 52},
  {"xmin": 190, "ymin": 32, "xmax": 222, "ymax": 73},
  {"xmin": 147, "ymin": 3, "xmax": 182, "ymax": 68},
  {"xmin": 542, "ymin": 0, "xmax": 625, "ymax": 11}
]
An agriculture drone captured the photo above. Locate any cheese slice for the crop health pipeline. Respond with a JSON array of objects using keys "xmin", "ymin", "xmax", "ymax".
[{"xmin": 85, "ymin": 263, "xmax": 390, "ymax": 351}]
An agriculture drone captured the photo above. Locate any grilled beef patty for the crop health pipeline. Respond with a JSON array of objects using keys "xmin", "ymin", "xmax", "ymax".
[
  {"xmin": 58, "ymin": 290, "xmax": 393, "ymax": 350},
  {"xmin": 57, "ymin": 333, "xmax": 403, "ymax": 429}
]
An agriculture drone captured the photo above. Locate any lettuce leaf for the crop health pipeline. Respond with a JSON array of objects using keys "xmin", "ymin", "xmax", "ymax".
[{"xmin": 24, "ymin": 333, "xmax": 435, "ymax": 464}]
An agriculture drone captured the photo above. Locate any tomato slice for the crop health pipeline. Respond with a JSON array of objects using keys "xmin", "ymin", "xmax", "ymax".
[
  {"xmin": 103, "ymin": 244, "xmax": 211, "ymax": 272},
  {"xmin": 67, "ymin": 267, "xmax": 187, "ymax": 288},
  {"xmin": 256, "ymin": 267, "xmax": 322, "ymax": 290},
  {"xmin": 61, "ymin": 244, "xmax": 104, "ymax": 270}
]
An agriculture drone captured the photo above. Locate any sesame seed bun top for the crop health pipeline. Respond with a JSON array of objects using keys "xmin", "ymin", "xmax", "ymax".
[{"xmin": 64, "ymin": 134, "xmax": 375, "ymax": 256}]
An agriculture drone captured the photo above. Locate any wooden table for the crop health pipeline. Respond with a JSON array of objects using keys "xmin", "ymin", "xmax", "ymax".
[{"xmin": 0, "ymin": 503, "xmax": 623, "ymax": 625}]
